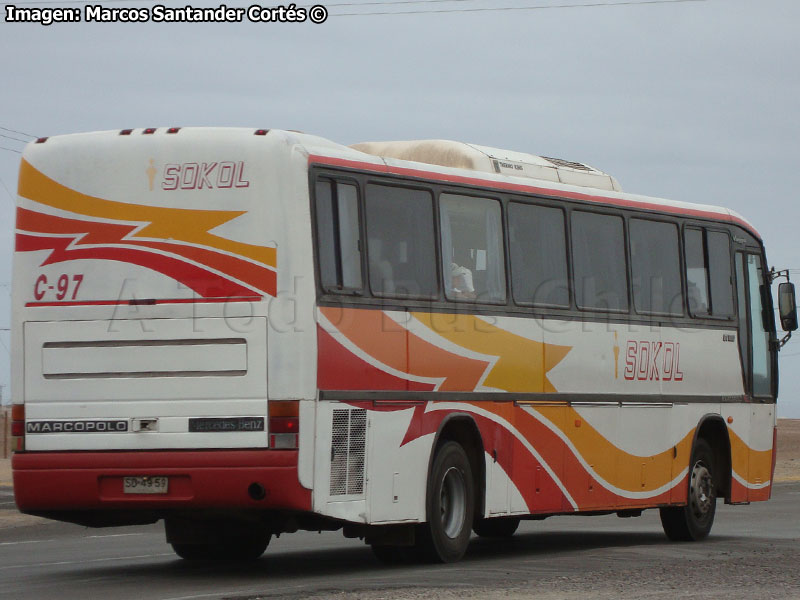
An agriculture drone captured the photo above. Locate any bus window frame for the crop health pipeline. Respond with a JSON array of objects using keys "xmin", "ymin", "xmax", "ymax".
[{"xmin": 310, "ymin": 165, "xmax": 755, "ymax": 333}]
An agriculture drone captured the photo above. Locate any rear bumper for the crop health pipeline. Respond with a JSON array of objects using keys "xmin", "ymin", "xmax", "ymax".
[{"xmin": 12, "ymin": 450, "xmax": 311, "ymax": 513}]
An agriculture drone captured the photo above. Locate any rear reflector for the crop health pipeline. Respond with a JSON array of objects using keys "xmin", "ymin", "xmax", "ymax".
[
  {"xmin": 254, "ymin": 129, "xmax": 269, "ymax": 136},
  {"xmin": 143, "ymin": 128, "xmax": 156, "ymax": 135},
  {"xmin": 35, "ymin": 137, "xmax": 48, "ymax": 144},
  {"xmin": 270, "ymin": 433, "xmax": 298, "ymax": 449},
  {"xmin": 167, "ymin": 127, "xmax": 181, "ymax": 134},
  {"xmin": 119, "ymin": 129, "xmax": 133, "ymax": 136}
]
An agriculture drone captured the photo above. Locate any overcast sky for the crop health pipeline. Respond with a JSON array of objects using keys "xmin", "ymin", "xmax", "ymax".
[{"xmin": 0, "ymin": 0, "xmax": 798, "ymax": 414}]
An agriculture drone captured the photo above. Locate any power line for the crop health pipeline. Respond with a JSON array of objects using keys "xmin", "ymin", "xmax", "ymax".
[
  {"xmin": 0, "ymin": 0, "xmax": 511, "ymax": 5},
  {"xmin": 0, "ymin": 126, "xmax": 35, "ymax": 139},
  {"xmin": 6, "ymin": 0, "xmax": 707, "ymax": 11},
  {"xmin": 7, "ymin": 0, "xmax": 152, "ymax": 5},
  {"xmin": 0, "ymin": 147, "xmax": 21, "ymax": 155},
  {"xmin": 0, "ymin": 133, "xmax": 29, "ymax": 144},
  {"xmin": 332, "ymin": 0, "xmax": 706, "ymax": 16},
  {"xmin": 0, "ymin": 176, "xmax": 16, "ymax": 206},
  {"xmin": 311, "ymin": 0, "xmax": 493, "ymax": 6}
]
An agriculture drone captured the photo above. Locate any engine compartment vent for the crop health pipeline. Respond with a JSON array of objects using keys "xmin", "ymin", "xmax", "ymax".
[{"xmin": 330, "ymin": 408, "xmax": 367, "ymax": 496}]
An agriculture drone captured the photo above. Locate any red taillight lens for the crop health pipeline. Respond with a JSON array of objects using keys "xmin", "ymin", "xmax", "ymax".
[
  {"xmin": 11, "ymin": 404, "xmax": 25, "ymax": 452},
  {"xmin": 143, "ymin": 128, "xmax": 156, "ymax": 135},
  {"xmin": 268, "ymin": 401, "xmax": 299, "ymax": 449},
  {"xmin": 269, "ymin": 416, "xmax": 298, "ymax": 434}
]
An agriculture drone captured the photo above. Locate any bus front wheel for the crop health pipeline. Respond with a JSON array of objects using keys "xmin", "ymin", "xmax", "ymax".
[
  {"xmin": 660, "ymin": 438, "xmax": 717, "ymax": 541},
  {"xmin": 417, "ymin": 441, "xmax": 475, "ymax": 563}
]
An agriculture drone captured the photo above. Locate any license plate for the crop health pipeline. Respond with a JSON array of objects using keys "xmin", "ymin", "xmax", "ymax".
[{"xmin": 123, "ymin": 476, "xmax": 168, "ymax": 494}]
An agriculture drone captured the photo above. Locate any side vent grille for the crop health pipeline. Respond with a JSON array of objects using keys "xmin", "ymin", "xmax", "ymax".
[
  {"xmin": 330, "ymin": 408, "xmax": 367, "ymax": 496},
  {"xmin": 541, "ymin": 156, "xmax": 594, "ymax": 172}
]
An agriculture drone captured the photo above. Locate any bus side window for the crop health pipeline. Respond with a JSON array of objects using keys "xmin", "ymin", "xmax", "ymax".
[
  {"xmin": 508, "ymin": 202, "xmax": 569, "ymax": 308},
  {"xmin": 685, "ymin": 228, "xmax": 709, "ymax": 316},
  {"xmin": 707, "ymin": 231, "xmax": 734, "ymax": 316},
  {"xmin": 365, "ymin": 184, "xmax": 438, "ymax": 299},
  {"xmin": 315, "ymin": 180, "xmax": 363, "ymax": 293},
  {"xmin": 630, "ymin": 219, "xmax": 683, "ymax": 316},
  {"xmin": 571, "ymin": 211, "xmax": 628, "ymax": 312},
  {"xmin": 439, "ymin": 194, "xmax": 506, "ymax": 303},
  {"xmin": 684, "ymin": 228, "xmax": 734, "ymax": 318}
]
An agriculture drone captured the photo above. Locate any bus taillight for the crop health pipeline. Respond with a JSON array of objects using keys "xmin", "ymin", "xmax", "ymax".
[
  {"xmin": 269, "ymin": 401, "xmax": 298, "ymax": 449},
  {"xmin": 10, "ymin": 404, "xmax": 25, "ymax": 452}
]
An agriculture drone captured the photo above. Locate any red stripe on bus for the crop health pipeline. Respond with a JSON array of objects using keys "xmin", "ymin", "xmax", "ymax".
[
  {"xmin": 308, "ymin": 154, "xmax": 761, "ymax": 240},
  {"xmin": 25, "ymin": 297, "xmax": 262, "ymax": 308}
]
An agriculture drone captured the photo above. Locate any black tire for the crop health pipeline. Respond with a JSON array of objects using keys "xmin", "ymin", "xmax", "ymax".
[
  {"xmin": 171, "ymin": 534, "xmax": 270, "ymax": 561},
  {"xmin": 473, "ymin": 517, "xmax": 520, "ymax": 538},
  {"xmin": 416, "ymin": 441, "xmax": 475, "ymax": 563},
  {"xmin": 660, "ymin": 438, "xmax": 717, "ymax": 541}
]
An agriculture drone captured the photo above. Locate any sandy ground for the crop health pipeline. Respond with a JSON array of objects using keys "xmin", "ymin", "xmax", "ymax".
[{"xmin": 0, "ymin": 419, "xmax": 798, "ymax": 529}]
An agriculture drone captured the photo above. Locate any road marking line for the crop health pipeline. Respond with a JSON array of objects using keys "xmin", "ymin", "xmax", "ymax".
[
  {"xmin": 0, "ymin": 532, "xmax": 144, "ymax": 546},
  {"xmin": 0, "ymin": 539, "xmax": 57, "ymax": 546},
  {"xmin": 0, "ymin": 552, "xmax": 174, "ymax": 570}
]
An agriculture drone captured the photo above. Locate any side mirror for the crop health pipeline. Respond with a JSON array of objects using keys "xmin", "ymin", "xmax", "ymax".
[{"xmin": 779, "ymin": 282, "xmax": 798, "ymax": 332}]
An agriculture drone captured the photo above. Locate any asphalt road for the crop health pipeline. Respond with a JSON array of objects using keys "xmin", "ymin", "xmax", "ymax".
[{"xmin": 0, "ymin": 483, "xmax": 799, "ymax": 600}]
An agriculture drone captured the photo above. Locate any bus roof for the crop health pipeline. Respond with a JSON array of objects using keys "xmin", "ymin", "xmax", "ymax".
[
  {"xmin": 21, "ymin": 127, "xmax": 760, "ymax": 241},
  {"xmin": 310, "ymin": 136, "xmax": 758, "ymax": 241},
  {"xmin": 351, "ymin": 139, "xmax": 623, "ymax": 192}
]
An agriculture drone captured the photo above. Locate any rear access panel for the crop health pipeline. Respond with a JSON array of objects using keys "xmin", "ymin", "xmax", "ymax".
[{"xmin": 23, "ymin": 317, "xmax": 268, "ymax": 451}]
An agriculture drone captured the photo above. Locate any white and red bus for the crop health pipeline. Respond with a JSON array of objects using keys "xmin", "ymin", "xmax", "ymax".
[{"xmin": 10, "ymin": 128, "xmax": 797, "ymax": 563}]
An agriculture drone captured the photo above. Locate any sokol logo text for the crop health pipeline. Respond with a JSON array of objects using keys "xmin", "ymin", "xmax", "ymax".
[{"xmin": 160, "ymin": 161, "xmax": 250, "ymax": 191}]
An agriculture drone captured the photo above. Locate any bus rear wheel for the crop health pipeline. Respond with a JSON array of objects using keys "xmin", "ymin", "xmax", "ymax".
[
  {"xmin": 660, "ymin": 438, "xmax": 717, "ymax": 541},
  {"xmin": 166, "ymin": 517, "xmax": 271, "ymax": 561},
  {"xmin": 473, "ymin": 517, "xmax": 520, "ymax": 538},
  {"xmin": 416, "ymin": 441, "xmax": 475, "ymax": 563},
  {"xmin": 170, "ymin": 534, "xmax": 270, "ymax": 561}
]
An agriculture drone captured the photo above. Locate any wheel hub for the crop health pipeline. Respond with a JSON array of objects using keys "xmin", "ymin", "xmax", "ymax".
[
  {"xmin": 689, "ymin": 460, "xmax": 714, "ymax": 518},
  {"xmin": 440, "ymin": 466, "xmax": 466, "ymax": 539}
]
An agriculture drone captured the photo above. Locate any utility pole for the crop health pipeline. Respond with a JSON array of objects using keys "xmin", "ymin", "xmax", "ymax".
[{"xmin": 0, "ymin": 326, "xmax": 8, "ymax": 407}]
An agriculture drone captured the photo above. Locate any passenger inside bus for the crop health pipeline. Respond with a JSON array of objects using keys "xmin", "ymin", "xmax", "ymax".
[
  {"xmin": 450, "ymin": 262, "xmax": 476, "ymax": 299},
  {"xmin": 368, "ymin": 238, "xmax": 395, "ymax": 295}
]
